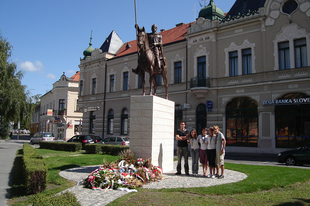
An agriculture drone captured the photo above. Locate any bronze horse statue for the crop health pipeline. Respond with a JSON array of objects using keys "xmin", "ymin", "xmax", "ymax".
[{"xmin": 133, "ymin": 25, "xmax": 168, "ymax": 99}]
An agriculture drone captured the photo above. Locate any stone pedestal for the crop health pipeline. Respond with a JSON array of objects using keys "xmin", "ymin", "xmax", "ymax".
[{"xmin": 130, "ymin": 95, "xmax": 175, "ymax": 172}]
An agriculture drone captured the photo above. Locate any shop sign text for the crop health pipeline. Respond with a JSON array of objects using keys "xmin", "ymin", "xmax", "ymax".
[{"xmin": 263, "ymin": 97, "xmax": 310, "ymax": 106}]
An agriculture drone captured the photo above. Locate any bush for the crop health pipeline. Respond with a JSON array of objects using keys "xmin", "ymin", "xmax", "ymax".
[
  {"xmin": 101, "ymin": 145, "xmax": 129, "ymax": 156},
  {"xmin": 32, "ymin": 191, "xmax": 81, "ymax": 206},
  {"xmin": 40, "ymin": 141, "xmax": 82, "ymax": 152},
  {"xmin": 84, "ymin": 143, "xmax": 103, "ymax": 154},
  {"xmin": 23, "ymin": 144, "xmax": 47, "ymax": 194}
]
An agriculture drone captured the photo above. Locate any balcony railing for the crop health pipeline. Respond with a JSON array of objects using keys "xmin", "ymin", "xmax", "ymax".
[{"xmin": 190, "ymin": 76, "xmax": 210, "ymax": 88}]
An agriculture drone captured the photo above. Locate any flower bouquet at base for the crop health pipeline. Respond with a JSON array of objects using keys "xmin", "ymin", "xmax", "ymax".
[{"xmin": 83, "ymin": 150, "xmax": 163, "ymax": 190}]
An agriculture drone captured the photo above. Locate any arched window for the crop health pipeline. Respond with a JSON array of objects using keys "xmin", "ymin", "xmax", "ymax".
[
  {"xmin": 282, "ymin": 0, "xmax": 298, "ymax": 15},
  {"xmin": 275, "ymin": 93, "xmax": 310, "ymax": 148},
  {"xmin": 226, "ymin": 97, "xmax": 258, "ymax": 146},
  {"xmin": 175, "ymin": 104, "xmax": 183, "ymax": 133},
  {"xmin": 107, "ymin": 109, "xmax": 114, "ymax": 134},
  {"xmin": 121, "ymin": 108, "xmax": 128, "ymax": 135},
  {"xmin": 196, "ymin": 104, "xmax": 206, "ymax": 135}
]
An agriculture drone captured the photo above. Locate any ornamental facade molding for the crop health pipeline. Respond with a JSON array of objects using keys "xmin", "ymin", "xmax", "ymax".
[{"xmin": 265, "ymin": 0, "xmax": 310, "ymax": 26}]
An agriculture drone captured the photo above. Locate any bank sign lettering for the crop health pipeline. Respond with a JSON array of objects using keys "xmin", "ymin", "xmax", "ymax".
[{"xmin": 263, "ymin": 97, "xmax": 310, "ymax": 106}]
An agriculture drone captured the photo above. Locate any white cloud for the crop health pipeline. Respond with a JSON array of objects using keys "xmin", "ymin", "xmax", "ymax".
[
  {"xmin": 46, "ymin": 73, "xmax": 56, "ymax": 79},
  {"xmin": 20, "ymin": 60, "xmax": 44, "ymax": 72}
]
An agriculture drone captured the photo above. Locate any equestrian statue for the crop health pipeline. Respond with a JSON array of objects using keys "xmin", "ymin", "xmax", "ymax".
[{"xmin": 132, "ymin": 24, "xmax": 168, "ymax": 99}]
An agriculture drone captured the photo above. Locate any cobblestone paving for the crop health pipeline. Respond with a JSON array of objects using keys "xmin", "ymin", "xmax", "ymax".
[{"xmin": 59, "ymin": 161, "xmax": 247, "ymax": 206}]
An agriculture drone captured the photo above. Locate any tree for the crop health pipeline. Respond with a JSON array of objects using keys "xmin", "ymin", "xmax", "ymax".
[{"xmin": 0, "ymin": 33, "xmax": 28, "ymax": 138}]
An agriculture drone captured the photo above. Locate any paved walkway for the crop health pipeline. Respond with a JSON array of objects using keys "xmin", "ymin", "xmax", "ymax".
[{"xmin": 59, "ymin": 159, "xmax": 247, "ymax": 206}]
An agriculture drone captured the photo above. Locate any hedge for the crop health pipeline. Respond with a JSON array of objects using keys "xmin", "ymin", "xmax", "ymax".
[
  {"xmin": 84, "ymin": 143, "xmax": 103, "ymax": 154},
  {"xmin": 23, "ymin": 144, "xmax": 48, "ymax": 194},
  {"xmin": 39, "ymin": 141, "xmax": 82, "ymax": 152},
  {"xmin": 84, "ymin": 144, "xmax": 129, "ymax": 155},
  {"xmin": 101, "ymin": 145, "xmax": 129, "ymax": 155}
]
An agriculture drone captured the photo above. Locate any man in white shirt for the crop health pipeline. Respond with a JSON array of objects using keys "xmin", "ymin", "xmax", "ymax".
[{"xmin": 214, "ymin": 125, "xmax": 226, "ymax": 179}]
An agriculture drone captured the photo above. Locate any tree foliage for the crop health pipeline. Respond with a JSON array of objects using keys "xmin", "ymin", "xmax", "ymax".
[{"xmin": 0, "ymin": 33, "xmax": 32, "ymax": 138}]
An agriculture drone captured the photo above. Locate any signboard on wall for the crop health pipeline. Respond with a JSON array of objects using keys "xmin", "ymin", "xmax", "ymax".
[
  {"xmin": 84, "ymin": 106, "xmax": 100, "ymax": 112},
  {"xmin": 207, "ymin": 101, "xmax": 213, "ymax": 112},
  {"xmin": 263, "ymin": 97, "xmax": 310, "ymax": 106}
]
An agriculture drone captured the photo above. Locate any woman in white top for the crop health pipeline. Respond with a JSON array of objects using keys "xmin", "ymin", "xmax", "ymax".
[
  {"xmin": 188, "ymin": 129, "xmax": 200, "ymax": 176},
  {"xmin": 206, "ymin": 127, "xmax": 216, "ymax": 178},
  {"xmin": 198, "ymin": 128, "xmax": 208, "ymax": 176}
]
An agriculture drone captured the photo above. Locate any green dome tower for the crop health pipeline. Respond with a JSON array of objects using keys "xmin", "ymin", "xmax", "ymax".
[
  {"xmin": 198, "ymin": 0, "xmax": 225, "ymax": 20},
  {"xmin": 83, "ymin": 30, "xmax": 94, "ymax": 58}
]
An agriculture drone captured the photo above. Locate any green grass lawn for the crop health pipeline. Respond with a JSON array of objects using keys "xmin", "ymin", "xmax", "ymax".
[
  {"xmin": 9, "ymin": 148, "xmax": 119, "ymax": 206},
  {"xmin": 8, "ymin": 149, "xmax": 310, "ymax": 206},
  {"xmin": 109, "ymin": 163, "xmax": 310, "ymax": 206}
]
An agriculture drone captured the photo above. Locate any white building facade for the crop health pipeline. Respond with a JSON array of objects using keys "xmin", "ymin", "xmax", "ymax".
[{"xmin": 39, "ymin": 72, "xmax": 83, "ymax": 140}]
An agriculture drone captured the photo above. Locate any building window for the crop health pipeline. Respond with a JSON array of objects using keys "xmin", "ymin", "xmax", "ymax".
[
  {"xmin": 107, "ymin": 109, "xmax": 114, "ymax": 134},
  {"xmin": 229, "ymin": 51, "xmax": 238, "ymax": 76},
  {"xmin": 174, "ymin": 61, "xmax": 182, "ymax": 84},
  {"xmin": 109, "ymin": 75, "xmax": 114, "ymax": 93},
  {"xmin": 75, "ymin": 99, "xmax": 79, "ymax": 111},
  {"xmin": 92, "ymin": 78, "xmax": 97, "ymax": 94},
  {"xmin": 282, "ymin": 0, "xmax": 298, "ymax": 15},
  {"xmin": 226, "ymin": 97, "xmax": 258, "ymax": 147},
  {"xmin": 138, "ymin": 74, "xmax": 142, "ymax": 89},
  {"xmin": 79, "ymin": 80, "xmax": 83, "ymax": 95},
  {"xmin": 225, "ymin": 40, "xmax": 256, "ymax": 76},
  {"xmin": 274, "ymin": 24, "xmax": 309, "ymax": 70},
  {"xmin": 294, "ymin": 38, "xmax": 308, "ymax": 68},
  {"xmin": 197, "ymin": 56, "xmax": 206, "ymax": 86},
  {"xmin": 59, "ymin": 99, "xmax": 65, "ymax": 111},
  {"xmin": 123, "ymin": 72, "xmax": 128, "ymax": 91},
  {"xmin": 278, "ymin": 41, "xmax": 290, "ymax": 70},
  {"xmin": 275, "ymin": 93, "xmax": 310, "ymax": 148},
  {"xmin": 242, "ymin": 49, "xmax": 252, "ymax": 75},
  {"xmin": 121, "ymin": 108, "xmax": 128, "ymax": 135},
  {"xmin": 156, "ymin": 75, "xmax": 162, "ymax": 86},
  {"xmin": 89, "ymin": 111, "xmax": 96, "ymax": 134}
]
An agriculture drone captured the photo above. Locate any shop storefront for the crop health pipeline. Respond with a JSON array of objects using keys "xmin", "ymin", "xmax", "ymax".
[
  {"xmin": 268, "ymin": 93, "xmax": 310, "ymax": 148},
  {"xmin": 226, "ymin": 97, "xmax": 258, "ymax": 147}
]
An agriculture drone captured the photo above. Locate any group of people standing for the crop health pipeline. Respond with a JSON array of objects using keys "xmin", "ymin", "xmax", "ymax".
[{"xmin": 175, "ymin": 121, "xmax": 226, "ymax": 179}]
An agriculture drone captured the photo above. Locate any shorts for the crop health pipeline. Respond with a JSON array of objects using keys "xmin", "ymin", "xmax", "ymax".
[
  {"xmin": 200, "ymin": 149, "xmax": 208, "ymax": 165},
  {"xmin": 215, "ymin": 150, "xmax": 225, "ymax": 166}
]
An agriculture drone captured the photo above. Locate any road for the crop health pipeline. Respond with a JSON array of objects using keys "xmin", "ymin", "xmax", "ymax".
[{"xmin": 0, "ymin": 139, "xmax": 28, "ymax": 206}]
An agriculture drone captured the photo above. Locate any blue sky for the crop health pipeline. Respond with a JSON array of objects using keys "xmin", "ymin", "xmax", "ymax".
[{"xmin": 1, "ymin": 0, "xmax": 235, "ymax": 97}]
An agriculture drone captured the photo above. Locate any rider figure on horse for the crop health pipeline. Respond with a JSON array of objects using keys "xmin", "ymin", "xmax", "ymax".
[
  {"xmin": 133, "ymin": 24, "xmax": 165, "ymax": 74},
  {"xmin": 148, "ymin": 24, "xmax": 165, "ymax": 73}
]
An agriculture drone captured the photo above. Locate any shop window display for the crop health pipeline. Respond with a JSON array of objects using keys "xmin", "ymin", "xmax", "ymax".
[
  {"xmin": 275, "ymin": 93, "xmax": 310, "ymax": 148},
  {"xmin": 226, "ymin": 97, "xmax": 258, "ymax": 146}
]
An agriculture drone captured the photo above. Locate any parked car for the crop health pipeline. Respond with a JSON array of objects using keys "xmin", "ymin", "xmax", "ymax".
[
  {"xmin": 30, "ymin": 132, "xmax": 56, "ymax": 144},
  {"xmin": 278, "ymin": 143, "xmax": 310, "ymax": 166},
  {"xmin": 102, "ymin": 136, "xmax": 129, "ymax": 146},
  {"xmin": 66, "ymin": 134, "xmax": 102, "ymax": 148}
]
